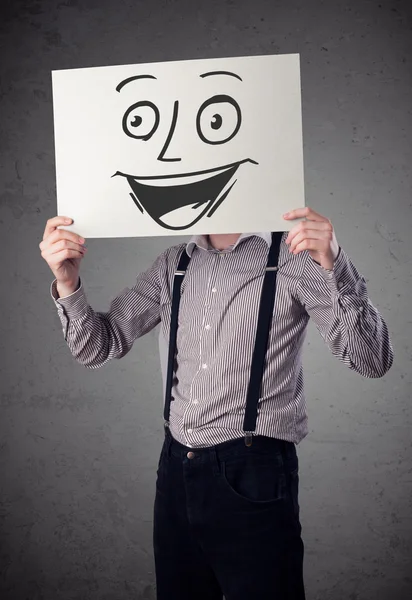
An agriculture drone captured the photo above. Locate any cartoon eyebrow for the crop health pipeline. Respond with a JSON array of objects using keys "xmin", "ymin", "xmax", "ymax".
[
  {"xmin": 200, "ymin": 71, "xmax": 242, "ymax": 82},
  {"xmin": 116, "ymin": 74, "xmax": 157, "ymax": 92}
]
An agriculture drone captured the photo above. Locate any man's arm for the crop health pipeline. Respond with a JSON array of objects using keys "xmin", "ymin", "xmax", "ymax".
[
  {"xmin": 296, "ymin": 249, "xmax": 394, "ymax": 378},
  {"xmin": 50, "ymin": 251, "xmax": 166, "ymax": 368}
]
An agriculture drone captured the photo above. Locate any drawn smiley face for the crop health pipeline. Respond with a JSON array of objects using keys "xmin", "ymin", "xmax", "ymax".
[{"xmin": 113, "ymin": 71, "xmax": 258, "ymax": 231}]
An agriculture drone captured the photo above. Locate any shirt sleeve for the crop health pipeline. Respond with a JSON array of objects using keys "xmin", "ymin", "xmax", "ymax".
[
  {"xmin": 296, "ymin": 247, "xmax": 394, "ymax": 378},
  {"xmin": 50, "ymin": 251, "xmax": 166, "ymax": 369}
]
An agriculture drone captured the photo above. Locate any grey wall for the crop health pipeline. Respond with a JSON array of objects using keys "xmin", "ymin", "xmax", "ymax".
[{"xmin": 0, "ymin": 0, "xmax": 411, "ymax": 598}]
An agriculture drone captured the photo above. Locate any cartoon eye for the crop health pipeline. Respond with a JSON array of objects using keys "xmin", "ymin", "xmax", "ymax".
[
  {"xmin": 122, "ymin": 101, "xmax": 160, "ymax": 141},
  {"xmin": 196, "ymin": 94, "xmax": 241, "ymax": 145}
]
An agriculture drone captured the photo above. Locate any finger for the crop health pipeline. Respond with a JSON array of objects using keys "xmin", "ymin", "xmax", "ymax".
[
  {"xmin": 42, "ymin": 216, "xmax": 73, "ymax": 241},
  {"xmin": 40, "ymin": 228, "xmax": 85, "ymax": 251},
  {"xmin": 291, "ymin": 237, "xmax": 332, "ymax": 255},
  {"xmin": 283, "ymin": 206, "xmax": 328, "ymax": 222},
  {"xmin": 289, "ymin": 229, "xmax": 333, "ymax": 253},
  {"xmin": 46, "ymin": 248, "xmax": 85, "ymax": 267},
  {"xmin": 52, "ymin": 238, "xmax": 86, "ymax": 255},
  {"xmin": 42, "ymin": 239, "xmax": 86, "ymax": 258},
  {"xmin": 285, "ymin": 219, "xmax": 332, "ymax": 245}
]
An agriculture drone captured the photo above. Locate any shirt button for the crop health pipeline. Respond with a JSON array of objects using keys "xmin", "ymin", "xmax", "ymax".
[
  {"xmin": 193, "ymin": 399, "xmax": 199, "ymax": 405},
  {"xmin": 212, "ymin": 288, "xmax": 217, "ymax": 293},
  {"xmin": 205, "ymin": 324, "xmax": 211, "ymax": 330},
  {"xmin": 202, "ymin": 364, "xmax": 207, "ymax": 369},
  {"xmin": 338, "ymin": 281, "xmax": 344, "ymax": 289},
  {"xmin": 188, "ymin": 428, "xmax": 193, "ymax": 434}
]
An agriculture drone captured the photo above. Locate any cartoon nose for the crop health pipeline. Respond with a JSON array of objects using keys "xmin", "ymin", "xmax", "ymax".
[{"xmin": 157, "ymin": 100, "xmax": 182, "ymax": 162}]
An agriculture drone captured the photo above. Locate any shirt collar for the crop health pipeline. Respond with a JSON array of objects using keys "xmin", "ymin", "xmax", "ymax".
[{"xmin": 186, "ymin": 232, "xmax": 272, "ymax": 257}]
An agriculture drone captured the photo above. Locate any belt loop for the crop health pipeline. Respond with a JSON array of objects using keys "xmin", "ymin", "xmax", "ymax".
[
  {"xmin": 281, "ymin": 439, "xmax": 289, "ymax": 461},
  {"xmin": 210, "ymin": 446, "xmax": 220, "ymax": 476}
]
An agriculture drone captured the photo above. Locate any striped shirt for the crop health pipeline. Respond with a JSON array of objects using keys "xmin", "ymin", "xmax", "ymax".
[{"xmin": 50, "ymin": 232, "xmax": 394, "ymax": 448}]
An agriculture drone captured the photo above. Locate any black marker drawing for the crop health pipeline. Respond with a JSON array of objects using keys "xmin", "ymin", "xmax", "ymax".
[
  {"xmin": 200, "ymin": 70, "xmax": 243, "ymax": 82},
  {"xmin": 116, "ymin": 74, "xmax": 157, "ymax": 92},
  {"xmin": 114, "ymin": 158, "xmax": 257, "ymax": 230},
  {"xmin": 122, "ymin": 100, "xmax": 160, "ymax": 141},
  {"xmin": 196, "ymin": 94, "xmax": 242, "ymax": 145},
  {"xmin": 157, "ymin": 100, "xmax": 181, "ymax": 162},
  {"xmin": 113, "ymin": 71, "xmax": 258, "ymax": 231}
]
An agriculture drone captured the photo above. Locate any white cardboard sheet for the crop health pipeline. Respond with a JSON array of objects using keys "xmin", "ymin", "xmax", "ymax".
[{"xmin": 52, "ymin": 53, "xmax": 305, "ymax": 238}]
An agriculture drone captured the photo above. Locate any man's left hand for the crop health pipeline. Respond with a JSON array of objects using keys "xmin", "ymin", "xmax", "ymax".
[{"xmin": 283, "ymin": 206, "xmax": 340, "ymax": 271}]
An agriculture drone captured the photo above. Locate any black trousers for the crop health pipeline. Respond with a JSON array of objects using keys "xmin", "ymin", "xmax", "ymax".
[{"xmin": 153, "ymin": 428, "xmax": 306, "ymax": 600}]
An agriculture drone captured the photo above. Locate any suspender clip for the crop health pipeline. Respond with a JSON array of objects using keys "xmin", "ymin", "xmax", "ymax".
[
  {"xmin": 266, "ymin": 266, "xmax": 278, "ymax": 272},
  {"xmin": 175, "ymin": 270, "xmax": 185, "ymax": 276},
  {"xmin": 244, "ymin": 434, "xmax": 253, "ymax": 447}
]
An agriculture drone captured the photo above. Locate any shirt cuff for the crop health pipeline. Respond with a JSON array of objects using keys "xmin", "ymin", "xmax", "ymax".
[
  {"xmin": 308, "ymin": 247, "xmax": 360, "ymax": 296},
  {"xmin": 50, "ymin": 278, "xmax": 89, "ymax": 320}
]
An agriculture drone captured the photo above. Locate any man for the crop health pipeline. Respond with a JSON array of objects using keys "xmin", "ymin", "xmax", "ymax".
[{"xmin": 40, "ymin": 206, "xmax": 393, "ymax": 600}]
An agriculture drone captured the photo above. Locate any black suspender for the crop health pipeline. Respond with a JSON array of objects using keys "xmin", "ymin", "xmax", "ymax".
[
  {"xmin": 243, "ymin": 231, "xmax": 283, "ymax": 433},
  {"xmin": 164, "ymin": 232, "xmax": 284, "ymax": 437},
  {"xmin": 163, "ymin": 248, "xmax": 191, "ymax": 421}
]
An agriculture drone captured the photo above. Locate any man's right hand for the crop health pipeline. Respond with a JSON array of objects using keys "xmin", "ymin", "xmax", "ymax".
[{"xmin": 40, "ymin": 216, "xmax": 87, "ymax": 298}]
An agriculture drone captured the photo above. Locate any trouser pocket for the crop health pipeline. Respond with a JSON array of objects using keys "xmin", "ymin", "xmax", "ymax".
[{"xmin": 221, "ymin": 450, "xmax": 287, "ymax": 505}]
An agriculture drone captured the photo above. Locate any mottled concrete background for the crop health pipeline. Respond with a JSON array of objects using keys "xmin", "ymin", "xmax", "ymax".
[{"xmin": 0, "ymin": 0, "xmax": 411, "ymax": 598}]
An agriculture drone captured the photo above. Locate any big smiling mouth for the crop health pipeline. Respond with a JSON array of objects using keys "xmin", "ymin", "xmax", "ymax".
[{"xmin": 112, "ymin": 158, "xmax": 258, "ymax": 231}]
